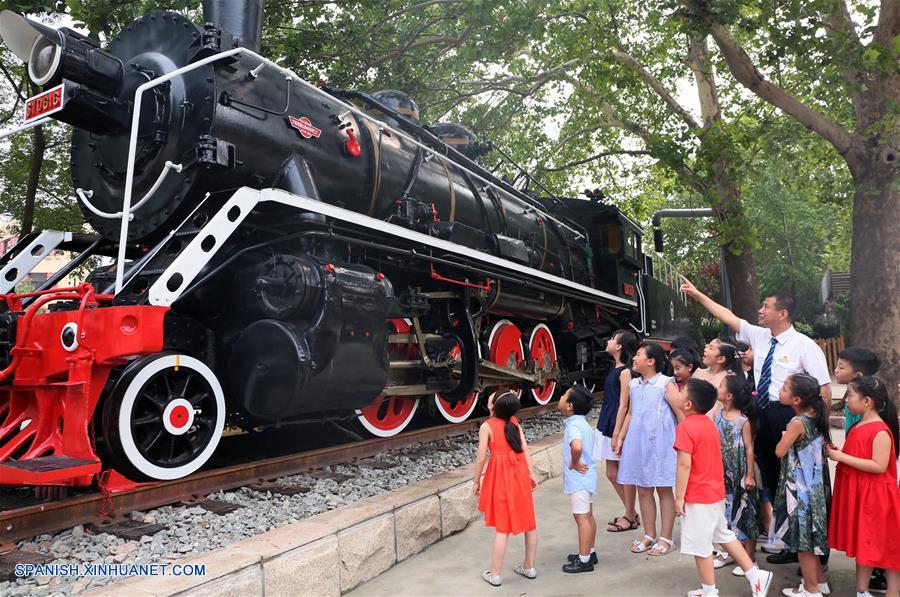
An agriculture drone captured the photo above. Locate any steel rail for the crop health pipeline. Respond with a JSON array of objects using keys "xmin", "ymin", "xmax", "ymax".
[{"xmin": 0, "ymin": 405, "xmax": 552, "ymax": 546}]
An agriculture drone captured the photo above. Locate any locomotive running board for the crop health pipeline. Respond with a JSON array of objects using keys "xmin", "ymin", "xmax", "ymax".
[
  {"xmin": 147, "ymin": 187, "xmax": 637, "ymax": 309},
  {"xmin": 0, "ymin": 230, "xmax": 72, "ymax": 294}
]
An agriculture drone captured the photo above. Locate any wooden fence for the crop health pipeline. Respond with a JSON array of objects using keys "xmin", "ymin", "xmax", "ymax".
[{"xmin": 815, "ymin": 336, "xmax": 845, "ymax": 372}]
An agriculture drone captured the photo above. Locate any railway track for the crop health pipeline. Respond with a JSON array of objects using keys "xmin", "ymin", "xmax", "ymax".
[{"xmin": 0, "ymin": 405, "xmax": 552, "ymax": 548}]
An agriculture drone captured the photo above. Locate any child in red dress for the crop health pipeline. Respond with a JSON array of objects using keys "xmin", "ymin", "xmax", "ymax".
[
  {"xmin": 473, "ymin": 391, "xmax": 538, "ymax": 587},
  {"xmin": 827, "ymin": 376, "xmax": 900, "ymax": 596}
]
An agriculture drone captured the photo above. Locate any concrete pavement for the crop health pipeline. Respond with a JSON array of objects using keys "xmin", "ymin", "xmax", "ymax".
[{"xmin": 349, "ymin": 430, "xmax": 855, "ymax": 597}]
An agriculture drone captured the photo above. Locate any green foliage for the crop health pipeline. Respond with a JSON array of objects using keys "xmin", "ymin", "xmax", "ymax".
[{"xmin": 0, "ymin": 0, "xmax": 854, "ymax": 334}]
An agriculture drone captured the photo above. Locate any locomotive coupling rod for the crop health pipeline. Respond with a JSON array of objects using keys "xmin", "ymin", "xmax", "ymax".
[
  {"xmin": 389, "ymin": 359, "xmax": 451, "ymax": 370},
  {"xmin": 477, "ymin": 360, "xmax": 543, "ymax": 383},
  {"xmin": 388, "ymin": 333, "xmax": 442, "ymax": 344}
]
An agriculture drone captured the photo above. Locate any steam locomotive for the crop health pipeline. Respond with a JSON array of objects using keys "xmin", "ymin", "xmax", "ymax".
[{"xmin": 0, "ymin": 1, "xmax": 688, "ymax": 489}]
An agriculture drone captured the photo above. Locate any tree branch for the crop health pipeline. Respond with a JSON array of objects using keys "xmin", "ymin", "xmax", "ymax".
[
  {"xmin": 0, "ymin": 61, "xmax": 26, "ymax": 102},
  {"xmin": 821, "ymin": 1, "xmax": 865, "ymax": 92},
  {"xmin": 702, "ymin": 18, "xmax": 858, "ymax": 158},
  {"xmin": 353, "ymin": 0, "xmax": 466, "ymax": 45},
  {"xmin": 686, "ymin": 35, "xmax": 721, "ymax": 128},
  {"xmin": 565, "ymin": 74, "xmax": 708, "ymax": 193},
  {"xmin": 611, "ymin": 50, "xmax": 701, "ymax": 130},
  {"xmin": 464, "ymin": 58, "xmax": 581, "ymax": 96},
  {"xmin": 360, "ymin": 20, "xmax": 477, "ymax": 72},
  {"xmin": 542, "ymin": 149, "xmax": 651, "ymax": 172}
]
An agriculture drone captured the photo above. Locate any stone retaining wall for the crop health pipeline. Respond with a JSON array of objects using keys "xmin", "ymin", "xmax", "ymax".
[{"xmin": 87, "ymin": 432, "xmax": 564, "ymax": 597}]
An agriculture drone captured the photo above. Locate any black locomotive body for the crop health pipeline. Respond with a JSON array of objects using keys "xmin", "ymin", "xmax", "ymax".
[{"xmin": 0, "ymin": 1, "xmax": 688, "ymax": 486}]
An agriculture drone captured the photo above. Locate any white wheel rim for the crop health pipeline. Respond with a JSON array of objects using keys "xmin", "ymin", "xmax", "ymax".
[
  {"xmin": 487, "ymin": 320, "xmax": 524, "ymax": 400},
  {"xmin": 434, "ymin": 392, "xmax": 478, "ymax": 423},
  {"xmin": 355, "ymin": 398, "xmax": 419, "ymax": 437},
  {"xmin": 117, "ymin": 354, "xmax": 225, "ymax": 480},
  {"xmin": 529, "ymin": 323, "xmax": 557, "ymax": 405}
]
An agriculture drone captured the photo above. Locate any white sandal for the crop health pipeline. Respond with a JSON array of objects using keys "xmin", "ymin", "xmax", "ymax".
[
  {"xmin": 630, "ymin": 534, "xmax": 656, "ymax": 553},
  {"xmin": 649, "ymin": 536, "xmax": 675, "ymax": 556}
]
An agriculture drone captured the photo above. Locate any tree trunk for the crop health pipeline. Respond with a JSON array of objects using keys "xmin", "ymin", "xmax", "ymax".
[
  {"xmin": 22, "ymin": 120, "xmax": 45, "ymax": 237},
  {"xmin": 847, "ymin": 153, "xmax": 899, "ymax": 400},
  {"xmin": 713, "ymin": 178, "xmax": 760, "ymax": 322}
]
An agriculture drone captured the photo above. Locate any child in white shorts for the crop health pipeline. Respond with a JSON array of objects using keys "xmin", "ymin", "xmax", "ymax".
[
  {"xmin": 559, "ymin": 386, "xmax": 598, "ymax": 573},
  {"xmin": 674, "ymin": 379, "xmax": 774, "ymax": 597}
]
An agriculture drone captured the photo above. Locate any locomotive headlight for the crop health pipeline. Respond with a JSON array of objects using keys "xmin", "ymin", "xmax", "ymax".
[
  {"xmin": 0, "ymin": 11, "xmax": 62, "ymax": 75},
  {"xmin": 0, "ymin": 10, "xmax": 123, "ymax": 95},
  {"xmin": 28, "ymin": 35, "xmax": 61, "ymax": 85}
]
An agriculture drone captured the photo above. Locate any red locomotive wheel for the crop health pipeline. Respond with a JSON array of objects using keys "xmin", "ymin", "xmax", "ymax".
[
  {"xmin": 487, "ymin": 320, "xmax": 524, "ymax": 399},
  {"xmin": 356, "ymin": 319, "xmax": 419, "ymax": 437},
  {"xmin": 529, "ymin": 324, "xmax": 557, "ymax": 405},
  {"xmin": 434, "ymin": 343, "xmax": 479, "ymax": 423}
]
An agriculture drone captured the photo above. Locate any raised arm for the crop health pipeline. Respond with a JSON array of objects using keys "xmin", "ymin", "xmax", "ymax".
[{"xmin": 679, "ymin": 275, "xmax": 741, "ymax": 333}]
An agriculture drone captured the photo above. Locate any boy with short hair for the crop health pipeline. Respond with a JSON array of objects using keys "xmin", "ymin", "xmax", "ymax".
[
  {"xmin": 834, "ymin": 346, "xmax": 881, "ymax": 432},
  {"xmin": 558, "ymin": 385, "xmax": 598, "ymax": 573},
  {"xmin": 675, "ymin": 379, "xmax": 773, "ymax": 597}
]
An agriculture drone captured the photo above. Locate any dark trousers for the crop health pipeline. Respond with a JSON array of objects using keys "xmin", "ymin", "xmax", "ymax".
[{"xmin": 756, "ymin": 402, "xmax": 794, "ymax": 498}]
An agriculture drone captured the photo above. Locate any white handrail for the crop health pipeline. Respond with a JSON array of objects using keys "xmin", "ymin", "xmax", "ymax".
[
  {"xmin": 115, "ymin": 47, "xmax": 245, "ymax": 293},
  {"xmin": 76, "ymin": 161, "xmax": 182, "ymax": 221},
  {"xmin": 0, "ymin": 116, "xmax": 49, "ymax": 141}
]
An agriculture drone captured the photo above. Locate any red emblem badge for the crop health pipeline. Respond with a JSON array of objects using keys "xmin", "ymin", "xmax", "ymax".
[{"xmin": 288, "ymin": 116, "xmax": 322, "ymax": 139}]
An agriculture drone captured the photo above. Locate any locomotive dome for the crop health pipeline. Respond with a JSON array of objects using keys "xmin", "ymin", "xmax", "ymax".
[
  {"xmin": 369, "ymin": 89, "xmax": 421, "ymax": 125},
  {"xmin": 431, "ymin": 123, "xmax": 484, "ymax": 160}
]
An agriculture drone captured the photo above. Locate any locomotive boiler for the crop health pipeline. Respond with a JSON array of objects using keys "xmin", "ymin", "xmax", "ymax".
[{"xmin": 0, "ymin": 1, "xmax": 688, "ymax": 488}]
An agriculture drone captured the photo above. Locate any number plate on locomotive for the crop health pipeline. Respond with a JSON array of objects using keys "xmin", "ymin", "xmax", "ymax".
[{"xmin": 24, "ymin": 84, "xmax": 65, "ymax": 124}]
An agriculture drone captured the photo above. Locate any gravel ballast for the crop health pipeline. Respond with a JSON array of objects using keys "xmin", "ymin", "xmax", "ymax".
[{"xmin": 3, "ymin": 408, "xmax": 574, "ymax": 596}]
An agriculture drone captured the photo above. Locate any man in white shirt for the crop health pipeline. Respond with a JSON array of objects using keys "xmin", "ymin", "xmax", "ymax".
[{"xmin": 679, "ymin": 277, "xmax": 831, "ymax": 561}]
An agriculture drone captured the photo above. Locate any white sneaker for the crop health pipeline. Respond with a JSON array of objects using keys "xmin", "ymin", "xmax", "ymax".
[
  {"xmin": 781, "ymin": 586, "xmax": 822, "ymax": 597},
  {"xmin": 858, "ymin": 592, "xmax": 874, "ymax": 597},
  {"xmin": 820, "ymin": 582, "xmax": 831, "ymax": 595},
  {"xmin": 752, "ymin": 569, "xmax": 774, "ymax": 597},
  {"xmin": 687, "ymin": 589, "xmax": 719, "ymax": 597},
  {"xmin": 733, "ymin": 565, "xmax": 746, "ymax": 576}
]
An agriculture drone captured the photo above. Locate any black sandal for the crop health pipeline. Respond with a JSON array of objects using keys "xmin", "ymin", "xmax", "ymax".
[{"xmin": 607, "ymin": 514, "xmax": 640, "ymax": 532}]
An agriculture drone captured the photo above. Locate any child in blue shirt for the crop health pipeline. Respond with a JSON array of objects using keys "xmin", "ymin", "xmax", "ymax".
[{"xmin": 558, "ymin": 385, "xmax": 598, "ymax": 573}]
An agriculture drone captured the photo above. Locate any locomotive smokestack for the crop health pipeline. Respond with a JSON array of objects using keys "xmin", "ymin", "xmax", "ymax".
[{"xmin": 203, "ymin": 0, "xmax": 267, "ymax": 53}]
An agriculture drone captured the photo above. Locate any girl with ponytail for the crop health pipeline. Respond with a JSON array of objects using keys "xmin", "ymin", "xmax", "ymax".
[
  {"xmin": 827, "ymin": 376, "xmax": 900, "ymax": 595},
  {"xmin": 773, "ymin": 374, "xmax": 831, "ymax": 596},
  {"xmin": 693, "ymin": 339, "xmax": 743, "ymax": 420},
  {"xmin": 473, "ymin": 391, "xmax": 538, "ymax": 586}
]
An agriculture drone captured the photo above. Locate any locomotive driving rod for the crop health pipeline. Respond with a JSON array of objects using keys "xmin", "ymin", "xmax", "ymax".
[{"xmin": 382, "ymin": 359, "xmax": 559, "ymax": 397}]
